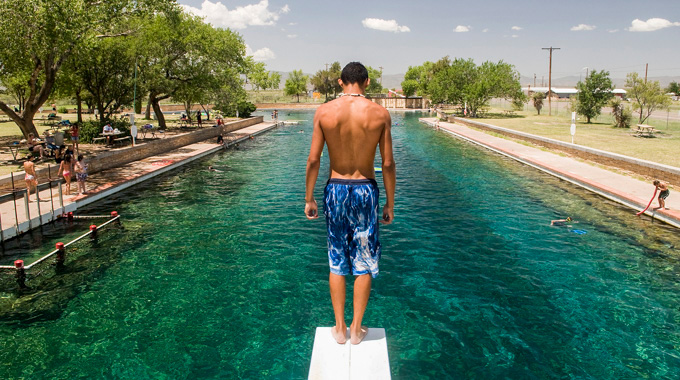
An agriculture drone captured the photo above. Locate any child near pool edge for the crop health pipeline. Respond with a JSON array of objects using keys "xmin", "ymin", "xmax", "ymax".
[{"xmin": 653, "ymin": 180, "xmax": 669, "ymax": 210}]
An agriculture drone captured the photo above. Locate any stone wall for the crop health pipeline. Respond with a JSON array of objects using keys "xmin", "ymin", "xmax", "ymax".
[
  {"xmin": 0, "ymin": 117, "xmax": 263, "ymax": 190},
  {"xmin": 454, "ymin": 117, "xmax": 680, "ymax": 187}
]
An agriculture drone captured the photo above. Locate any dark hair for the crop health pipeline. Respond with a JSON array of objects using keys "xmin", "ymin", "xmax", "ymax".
[
  {"xmin": 653, "ymin": 180, "xmax": 660, "ymax": 185},
  {"xmin": 77, "ymin": 155, "xmax": 83, "ymax": 161},
  {"xmin": 341, "ymin": 62, "xmax": 369, "ymax": 85},
  {"xmin": 64, "ymin": 154, "xmax": 71, "ymax": 163}
]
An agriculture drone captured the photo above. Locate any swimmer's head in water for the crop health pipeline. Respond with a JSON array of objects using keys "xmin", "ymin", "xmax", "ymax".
[{"xmin": 566, "ymin": 217, "xmax": 572, "ymax": 222}]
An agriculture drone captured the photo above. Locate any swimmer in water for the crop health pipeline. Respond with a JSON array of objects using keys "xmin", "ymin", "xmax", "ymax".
[
  {"xmin": 299, "ymin": 129, "xmax": 304, "ymax": 133},
  {"xmin": 551, "ymin": 217, "xmax": 576, "ymax": 226}
]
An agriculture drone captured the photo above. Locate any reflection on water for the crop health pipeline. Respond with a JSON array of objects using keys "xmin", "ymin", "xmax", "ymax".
[{"xmin": 0, "ymin": 110, "xmax": 679, "ymax": 379}]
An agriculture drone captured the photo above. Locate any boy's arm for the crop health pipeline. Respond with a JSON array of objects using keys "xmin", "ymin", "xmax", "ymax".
[
  {"xmin": 378, "ymin": 111, "xmax": 395, "ymax": 224},
  {"xmin": 304, "ymin": 110, "xmax": 326, "ymax": 219}
]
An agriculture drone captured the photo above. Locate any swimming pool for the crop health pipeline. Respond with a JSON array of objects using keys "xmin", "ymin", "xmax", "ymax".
[{"xmin": 1, "ymin": 110, "xmax": 679, "ymax": 379}]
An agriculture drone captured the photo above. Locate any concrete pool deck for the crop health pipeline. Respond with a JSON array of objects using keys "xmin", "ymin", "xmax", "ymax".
[
  {"xmin": 420, "ymin": 117, "xmax": 680, "ymax": 229},
  {"xmin": 0, "ymin": 121, "xmax": 279, "ymax": 241}
]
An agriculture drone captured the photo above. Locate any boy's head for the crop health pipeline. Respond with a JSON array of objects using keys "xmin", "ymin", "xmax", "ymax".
[
  {"xmin": 340, "ymin": 62, "xmax": 370, "ymax": 88},
  {"xmin": 653, "ymin": 180, "xmax": 660, "ymax": 186}
]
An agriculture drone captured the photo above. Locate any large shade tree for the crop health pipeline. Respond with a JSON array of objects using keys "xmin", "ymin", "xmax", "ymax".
[
  {"xmin": 284, "ymin": 70, "xmax": 309, "ymax": 102},
  {"xmin": 136, "ymin": 11, "xmax": 246, "ymax": 128},
  {"xmin": 425, "ymin": 57, "xmax": 525, "ymax": 117},
  {"xmin": 0, "ymin": 0, "xmax": 171, "ymax": 137},
  {"xmin": 575, "ymin": 69, "xmax": 614, "ymax": 123},
  {"xmin": 625, "ymin": 72, "xmax": 671, "ymax": 124}
]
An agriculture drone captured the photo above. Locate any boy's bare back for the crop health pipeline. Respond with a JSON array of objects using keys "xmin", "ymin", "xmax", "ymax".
[{"xmin": 314, "ymin": 96, "xmax": 391, "ymax": 179}]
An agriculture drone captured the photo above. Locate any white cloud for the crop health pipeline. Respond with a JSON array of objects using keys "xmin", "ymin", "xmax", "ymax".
[
  {"xmin": 608, "ymin": 29, "xmax": 619, "ymax": 33},
  {"xmin": 288, "ymin": 22, "xmax": 297, "ymax": 26},
  {"xmin": 453, "ymin": 25, "xmax": 470, "ymax": 33},
  {"xmin": 511, "ymin": 34, "xmax": 519, "ymax": 38},
  {"xmin": 511, "ymin": 26, "xmax": 522, "ymax": 30},
  {"xmin": 246, "ymin": 45, "xmax": 276, "ymax": 61},
  {"xmin": 627, "ymin": 18, "xmax": 680, "ymax": 32},
  {"xmin": 287, "ymin": 34, "xmax": 297, "ymax": 38},
  {"xmin": 182, "ymin": 0, "xmax": 290, "ymax": 29},
  {"xmin": 361, "ymin": 18, "xmax": 410, "ymax": 33},
  {"xmin": 570, "ymin": 24, "xmax": 596, "ymax": 31},
  {"xmin": 482, "ymin": 28, "xmax": 489, "ymax": 33}
]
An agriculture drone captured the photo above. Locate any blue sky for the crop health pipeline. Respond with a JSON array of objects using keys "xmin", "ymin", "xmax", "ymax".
[{"xmin": 180, "ymin": 0, "xmax": 680, "ymax": 80}]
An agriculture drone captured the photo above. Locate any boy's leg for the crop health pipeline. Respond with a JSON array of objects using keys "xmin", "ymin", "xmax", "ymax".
[
  {"xmin": 329, "ymin": 273, "xmax": 347, "ymax": 344},
  {"xmin": 350, "ymin": 274, "xmax": 371, "ymax": 345}
]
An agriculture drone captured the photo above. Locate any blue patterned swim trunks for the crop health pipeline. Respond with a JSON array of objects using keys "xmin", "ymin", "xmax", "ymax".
[{"xmin": 323, "ymin": 178, "xmax": 381, "ymax": 278}]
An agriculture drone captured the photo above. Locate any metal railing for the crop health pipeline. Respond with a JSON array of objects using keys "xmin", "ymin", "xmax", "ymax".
[{"xmin": 0, "ymin": 213, "xmax": 121, "ymax": 291}]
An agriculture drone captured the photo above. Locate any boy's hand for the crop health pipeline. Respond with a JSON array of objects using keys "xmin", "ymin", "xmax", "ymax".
[
  {"xmin": 380, "ymin": 204, "xmax": 394, "ymax": 225},
  {"xmin": 305, "ymin": 200, "xmax": 319, "ymax": 219}
]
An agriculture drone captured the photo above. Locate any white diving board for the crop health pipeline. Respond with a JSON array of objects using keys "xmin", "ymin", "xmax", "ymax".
[{"xmin": 308, "ymin": 327, "xmax": 391, "ymax": 380}]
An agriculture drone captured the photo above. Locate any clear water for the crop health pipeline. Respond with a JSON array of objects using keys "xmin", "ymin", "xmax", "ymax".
[{"xmin": 1, "ymin": 110, "xmax": 679, "ymax": 379}]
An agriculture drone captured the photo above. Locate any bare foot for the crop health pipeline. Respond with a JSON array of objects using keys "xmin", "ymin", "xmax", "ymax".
[
  {"xmin": 350, "ymin": 326, "xmax": 368, "ymax": 345},
  {"xmin": 331, "ymin": 326, "xmax": 347, "ymax": 344}
]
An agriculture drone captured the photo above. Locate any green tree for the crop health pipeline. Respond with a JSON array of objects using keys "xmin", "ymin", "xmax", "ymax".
[
  {"xmin": 284, "ymin": 70, "xmax": 309, "ymax": 102},
  {"xmin": 533, "ymin": 92, "xmax": 545, "ymax": 115},
  {"xmin": 0, "ymin": 0, "xmax": 170, "ymax": 137},
  {"xmin": 666, "ymin": 81, "xmax": 680, "ymax": 95},
  {"xmin": 247, "ymin": 60, "xmax": 281, "ymax": 92},
  {"xmin": 366, "ymin": 66, "xmax": 383, "ymax": 94},
  {"xmin": 328, "ymin": 62, "xmax": 342, "ymax": 97},
  {"xmin": 136, "ymin": 12, "xmax": 246, "ymax": 128},
  {"xmin": 424, "ymin": 57, "xmax": 524, "ymax": 117},
  {"xmin": 402, "ymin": 62, "xmax": 435, "ymax": 98},
  {"xmin": 310, "ymin": 68, "xmax": 332, "ymax": 101},
  {"xmin": 78, "ymin": 37, "xmax": 137, "ymax": 121},
  {"xmin": 625, "ymin": 72, "xmax": 672, "ymax": 124},
  {"xmin": 401, "ymin": 79, "xmax": 419, "ymax": 97},
  {"xmin": 575, "ymin": 70, "xmax": 614, "ymax": 123}
]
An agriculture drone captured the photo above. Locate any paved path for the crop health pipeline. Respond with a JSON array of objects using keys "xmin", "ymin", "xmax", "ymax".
[
  {"xmin": 420, "ymin": 118, "xmax": 680, "ymax": 228},
  {"xmin": 0, "ymin": 121, "xmax": 278, "ymax": 241}
]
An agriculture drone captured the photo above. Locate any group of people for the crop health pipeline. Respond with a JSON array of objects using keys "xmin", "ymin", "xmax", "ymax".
[
  {"xmin": 22, "ymin": 122, "xmax": 87, "ymax": 201},
  {"xmin": 23, "ymin": 153, "xmax": 88, "ymax": 201},
  {"xmin": 26, "ymin": 122, "xmax": 80, "ymax": 162}
]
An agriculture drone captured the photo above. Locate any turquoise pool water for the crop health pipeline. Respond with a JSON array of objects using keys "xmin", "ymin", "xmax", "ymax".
[{"xmin": 1, "ymin": 110, "xmax": 679, "ymax": 379}]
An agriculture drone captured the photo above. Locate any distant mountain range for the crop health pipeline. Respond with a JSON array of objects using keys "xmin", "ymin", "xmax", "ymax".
[{"xmin": 266, "ymin": 72, "xmax": 680, "ymax": 91}]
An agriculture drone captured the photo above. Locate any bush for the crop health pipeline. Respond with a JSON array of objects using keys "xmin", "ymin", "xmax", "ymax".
[
  {"xmin": 58, "ymin": 106, "xmax": 69, "ymax": 114},
  {"xmin": 218, "ymin": 101, "xmax": 257, "ymax": 118},
  {"xmin": 78, "ymin": 118, "xmax": 131, "ymax": 143},
  {"xmin": 610, "ymin": 98, "xmax": 632, "ymax": 128}
]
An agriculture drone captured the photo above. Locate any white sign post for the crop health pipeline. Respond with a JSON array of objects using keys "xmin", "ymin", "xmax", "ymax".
[
  {"xmin": 570, "ymin": 112, "xmax": 576, "ymax": 144},
  {"xmin": 130, "ymin": 113, "xmax": 137, "ymax": 146}
]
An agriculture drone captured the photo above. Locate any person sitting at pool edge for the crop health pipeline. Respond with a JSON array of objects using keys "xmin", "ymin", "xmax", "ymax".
[
  {"xmin": 551, "ymin": 217, "xmax": 576, "ymax": 226},
  {"xmin": 305, "ymin": 61, "xmax": 396, "ymax": 345},
  {"xmin": 653, "ymin": 180, "xmax": 669, "ymax": 210}
]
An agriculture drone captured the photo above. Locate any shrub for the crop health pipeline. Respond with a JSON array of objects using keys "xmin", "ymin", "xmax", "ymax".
[
  {"xmin": 532, "ymin": 92, "xmax": 545, "ymax": 115},
  {"xmin": 58, "ymin": 106, "xmax": 69, "ymax": 114},
  {"xmin": 610, "ymin": 98, "xmax": 632, "ymax": 128},
  {"xmin": 218, "ymin": 101, "xmax": 257, "ymax": 118},
  {"xmin": 78, "ymin": 118, "xmax": 131, "ymax": 143}
]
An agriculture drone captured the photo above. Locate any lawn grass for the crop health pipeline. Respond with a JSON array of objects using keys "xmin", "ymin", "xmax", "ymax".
[{"xmin": 474, "ymin": 105, "xmax": 680, "ymax": 168}]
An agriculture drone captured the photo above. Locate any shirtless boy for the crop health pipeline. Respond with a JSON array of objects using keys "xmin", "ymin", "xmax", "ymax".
[
  {"xmin": 653, "ymin": 180, "xmax": 670, "ymax": 210},
  {"xmin": 305, "ymin": 62, "xmax": 396, "ymax": 345},
  {"xmin": 24, "ymin": 156, "xmax": 38, "ymax": 202}
]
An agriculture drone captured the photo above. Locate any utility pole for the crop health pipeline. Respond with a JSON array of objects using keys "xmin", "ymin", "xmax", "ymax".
[
  {"xmin": 542, "ymin": 46, "xmax": 560, "ymax": 116},
  {"xmin": 645, "ymin": 63, "xmax": 648, "ymax": 83},
  {"xmin": 534, "ymin": 74, "xmax": 536, "ymax": 87},
  {"xmin": 379, "ymin": 66, "xmax": 384, "ymax": 86}
]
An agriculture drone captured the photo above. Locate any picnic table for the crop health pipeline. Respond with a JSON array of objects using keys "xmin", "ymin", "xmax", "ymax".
[
  {"xmin": 7, "ymin": 142, "xmax": 21, "ymax": 161},
  {"xmin": 633, "ymin": 124, "xmax": 659, "ymax": 137}
]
